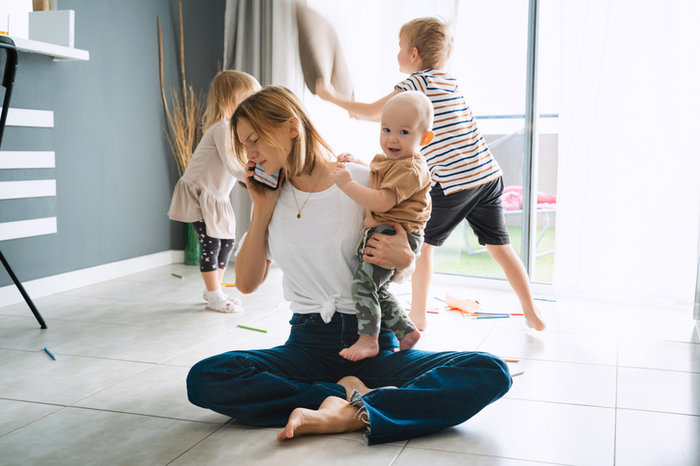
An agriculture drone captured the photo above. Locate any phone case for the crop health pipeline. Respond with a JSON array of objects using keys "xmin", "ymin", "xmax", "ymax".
[{"xmin": 252, "ymin": 166, "xmax": 280, "ymax": 190}]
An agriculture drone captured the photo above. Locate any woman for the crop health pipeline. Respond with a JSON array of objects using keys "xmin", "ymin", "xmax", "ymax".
[{"xmin": 186, "ymin": 86, "xmax": 511, "ymax": 445}]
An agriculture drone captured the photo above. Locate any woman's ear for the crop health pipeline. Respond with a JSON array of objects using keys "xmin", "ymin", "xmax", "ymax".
[
  {"xmin": 288, "ymin": 116, "xmax": 300, "ymax": 139},
  {"xmin": 420, "ymin": 131, "xmax": 435, "ymax": 146}
]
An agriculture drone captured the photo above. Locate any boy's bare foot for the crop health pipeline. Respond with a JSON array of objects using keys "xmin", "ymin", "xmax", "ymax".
[
  {"xmin": 408, "ymin": 309, "xmax": 427, "ymax": 331},
  {"xmin": 339, "ymin": 335, "xmax": 379, "ymax": 361},
  {"xmin": 399, "ymin": 329, "xmax": 421, "ymax": 351},
  {"xmin": 336, "ymin": 376, "xmax": 371, "ymax": 401},
  {"xmin": 276, "ymin": 396, "xmax": 366, "ymax": 441},
  {"xmin": 524, "ymin": 306, "xmax": 546, "ymax": 331}
]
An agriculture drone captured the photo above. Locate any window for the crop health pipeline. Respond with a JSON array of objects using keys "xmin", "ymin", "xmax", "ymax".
[{"xmin": 303, "ymin": 0, "xmax": 557, "ymax": 284}]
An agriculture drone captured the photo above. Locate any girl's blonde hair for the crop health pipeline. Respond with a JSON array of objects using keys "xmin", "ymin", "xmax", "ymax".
[
  {"xmin": 202, "ymin": 70, "xmax": 260, "ymax": 133},
  {"xmin": 400, "ymin": 17, "xmax": 453, "ymax": 70},
  {"xmin": 232, "ymin": 86, "xmax": 334, "ymax": 177}
]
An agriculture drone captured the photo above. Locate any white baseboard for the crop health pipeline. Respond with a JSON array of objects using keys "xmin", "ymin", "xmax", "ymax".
[{"xmin": 0, "ymin": 250, "xmax": 184, "ymax": 306}]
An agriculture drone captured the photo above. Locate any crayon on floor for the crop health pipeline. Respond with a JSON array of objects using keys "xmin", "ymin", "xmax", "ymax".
[
  {"xmin": 171, "ymin": 273, "xmax": 184, "ymax": 279},
  {"xmin": 237, "ymin": 324, "xmax": 267, "ymax": 333},
  {"xmin": 43, "ymin": 347, "xmax": 56, "ymax": 360}
]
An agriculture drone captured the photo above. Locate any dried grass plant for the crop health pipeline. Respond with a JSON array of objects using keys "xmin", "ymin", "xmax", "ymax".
[{"xmin": 157, "ymin": 2, "xmax": 204, "ymax": 176}]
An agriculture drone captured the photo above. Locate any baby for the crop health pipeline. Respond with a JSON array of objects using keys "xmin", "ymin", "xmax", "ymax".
[{"xmin": 330, "ymin": 91, "xmax": 434, "ymax": 361}]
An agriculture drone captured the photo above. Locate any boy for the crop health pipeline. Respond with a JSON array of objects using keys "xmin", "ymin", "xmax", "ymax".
[
  {"xmin": 329, "ymin": 91, "xmax": 434, "ymax": 361},
  {"xmin": 317, "ymin": 17, "xmax": 546, "ymax": 332}
]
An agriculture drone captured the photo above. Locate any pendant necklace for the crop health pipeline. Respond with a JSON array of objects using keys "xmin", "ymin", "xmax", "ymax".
[{"xmin": 290, "ymin": 171, "xmax": 322, "ymax": 219}]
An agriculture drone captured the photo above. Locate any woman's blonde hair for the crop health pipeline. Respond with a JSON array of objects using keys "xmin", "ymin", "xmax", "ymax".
[
  {"xmin": 400, "ymin": 17, "xmax": 453, "ymax": 70},
  {"xmin": 231, "ymin": 86, "xmax": 334, "ymax": 177},
  {"xmin": 202, "ymin": 70, "xmax": 260, "ymax": 133}
]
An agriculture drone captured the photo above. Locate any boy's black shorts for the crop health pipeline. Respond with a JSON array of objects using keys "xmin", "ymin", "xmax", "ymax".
[{"xmin": 424, "ymin": 177, "xmax": 510, "ymax": 247}]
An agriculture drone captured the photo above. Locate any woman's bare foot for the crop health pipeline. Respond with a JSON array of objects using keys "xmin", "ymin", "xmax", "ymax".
[
  {"xmin": 524, "ymin": 306, "xmax": 546, "ymax": 331},
  {"xmin": 277, "ymin": 396, "xmax": 366, "ymax": 441},
  {"xmin": 339, "ymin": 335, "xmax": 379, "ymax": 361},
  {"xmin": 399, "ymin": 329, "xmax": 421, "ymax": 351},
  {"xmin": 336, "ymin": 376, "xmax": 371, "ymax": 401}
]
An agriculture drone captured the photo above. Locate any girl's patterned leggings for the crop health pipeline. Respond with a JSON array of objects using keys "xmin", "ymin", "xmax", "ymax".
[{"xmin": 192, "ymin": 221, "xmax": 235, "ymax": 272}]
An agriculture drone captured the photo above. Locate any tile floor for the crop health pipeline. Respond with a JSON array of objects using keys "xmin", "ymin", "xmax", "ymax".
[{"xmin": 0, "ymin": 264, "xmax": 698, "ymax": 465}]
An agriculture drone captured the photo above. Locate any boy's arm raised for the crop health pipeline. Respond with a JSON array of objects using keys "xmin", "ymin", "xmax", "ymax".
[{"xmin": 316, "ymin": 79, "xmax": 401, "ymax": 122}]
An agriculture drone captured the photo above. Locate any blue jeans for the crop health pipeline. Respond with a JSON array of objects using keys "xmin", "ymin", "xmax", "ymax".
[{"xmin": 187, "ymin": 312, "xmax": 512, "ymax": 445}]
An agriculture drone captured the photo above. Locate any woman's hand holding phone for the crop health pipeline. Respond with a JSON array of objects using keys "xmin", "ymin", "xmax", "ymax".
[{"xmin": 245, "ymin": 161, "xmax": 283, "ymax": 214}]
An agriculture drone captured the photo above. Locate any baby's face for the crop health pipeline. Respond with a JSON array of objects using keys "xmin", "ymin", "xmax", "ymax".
[{"xmin": 380, "ymin": 102, "xmax": 425, "ymax": 160}]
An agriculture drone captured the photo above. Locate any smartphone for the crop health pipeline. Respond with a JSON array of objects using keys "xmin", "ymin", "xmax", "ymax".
[{"xmin": 252, "ymin": 164, "xmax": 281, "ymax": 190}]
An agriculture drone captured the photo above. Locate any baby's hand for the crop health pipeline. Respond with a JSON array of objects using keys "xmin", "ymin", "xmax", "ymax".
[
  {"xmin": 329, "ymin": 162, "xmax": 352, "ymax": 187},
  {"xmin": 337, "ymin": 153, "xmax": 357, "ymax": 163}
]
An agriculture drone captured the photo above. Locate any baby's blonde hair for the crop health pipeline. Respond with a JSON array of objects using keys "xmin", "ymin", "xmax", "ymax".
[
  {"xmin": 400, "ymin": 17, "xmax": 453, "ymax": 70},
  {"xmin": 202, "ymin": 70, "xmax": 260, "ymax": 133},
  {"xmin": 231, "ymin": 86, "xmax": 334, "ymax": 177}
]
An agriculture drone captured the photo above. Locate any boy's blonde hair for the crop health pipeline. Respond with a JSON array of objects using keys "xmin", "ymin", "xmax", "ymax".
[
  {"xmin": 231, "ymin": 86, "xmax": 334, "ymax": 177},
  {"xmin": 202, "ymin": 70, "xmax": 260, "ymax": 133},
  {"xmin": 400, "ymin": 17, "xmax": 453, "ymax": 70}
]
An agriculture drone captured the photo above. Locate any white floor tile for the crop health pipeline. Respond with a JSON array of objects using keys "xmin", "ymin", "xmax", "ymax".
[
  {"xmin": 0, "ymin": 407, "xmax": 219, "ymax": 466},
  {"xmin": 0, "ymin": 399, "xmax": 62, "ymax": 437},
  {"xmin": 406, "ymin": 398, "xmax": 615, "ymax": 466},
  {"xmin": 615, "ymin": 409, "xmax": 700, "ymax": 466},
  {"xmin": 169, "ymin": 422, "xmax": 402, "ymax": 466},
  {"xmin": 74, "ymin": 365, "xmax": 229, "ymax": 423},
  {"xmin": 618, "ymin": 337, "xmax": 700, "ymax": 373},
  {"xmin": 617, "ymin": 367, "xmax": 700, "ymax": 415},
  {"xmin": 0, "ymin": 350, "xmax": 151, "ymax": 405},
  {"xmin": 394, "ymin": 447, "xmax": 552, "ymax": 466},
  {"xmin": 505, "ymin": 359, "xmax": 617, "ymax": 407},
  {"xmin": 477, "ymin": 327, "xmax": 618, "ymax": 366}
]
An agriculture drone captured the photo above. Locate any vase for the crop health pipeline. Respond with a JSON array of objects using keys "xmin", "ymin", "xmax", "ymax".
[{"xmin": 184, "ymin": 223, "xmax": 201, "ymax": 266}]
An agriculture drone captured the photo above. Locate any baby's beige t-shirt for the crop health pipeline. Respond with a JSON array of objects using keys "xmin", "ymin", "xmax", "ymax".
[{"xmin": 364, "ymin": 153, "xmax": 431, "ymax": 234}]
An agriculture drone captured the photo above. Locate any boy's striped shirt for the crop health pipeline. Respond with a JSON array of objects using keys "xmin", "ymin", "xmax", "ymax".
[{"xmin": 395, "ymin": 69, "xmax": 502, "ymax": 195}]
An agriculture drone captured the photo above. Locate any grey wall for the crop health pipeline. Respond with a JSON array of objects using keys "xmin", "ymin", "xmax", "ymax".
[{"xmin": 0, "ymin": 0, "xmax": 225, "ymax": 287}]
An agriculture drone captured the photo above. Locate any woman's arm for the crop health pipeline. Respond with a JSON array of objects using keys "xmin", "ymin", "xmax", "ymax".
[
  {"xmin": 316, "ymin": 80, "xmax": 401, "ymax": 122},
  {"xmin": 233, "ymin": 164, "xmax": 279, "ymax": 293}
]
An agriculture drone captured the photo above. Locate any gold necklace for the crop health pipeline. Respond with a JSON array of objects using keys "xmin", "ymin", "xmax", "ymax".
[{"xmin": 290, "ymin": 170, "xmax": 322, "ymax": 219}]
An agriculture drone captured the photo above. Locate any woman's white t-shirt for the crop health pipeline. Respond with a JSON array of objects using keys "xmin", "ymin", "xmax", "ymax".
[{"xmin": 267, "ymin": 163, "xmax": 369, "ymax": 322}]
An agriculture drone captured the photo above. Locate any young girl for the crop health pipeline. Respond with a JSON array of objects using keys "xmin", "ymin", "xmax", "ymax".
[{"xmin": 168, "ymin": 70, "xmax": 261, "ymax": 313}]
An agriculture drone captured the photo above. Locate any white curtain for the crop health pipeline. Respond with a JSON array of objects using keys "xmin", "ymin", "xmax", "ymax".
[{"xmin": 553, "ymin": 0, "xmax": 700, "ymax": 307}]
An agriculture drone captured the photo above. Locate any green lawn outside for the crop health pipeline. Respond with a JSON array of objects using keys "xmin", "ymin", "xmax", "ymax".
[{"xmin": 433, "ymin": 221, "xmax": 555, "ymax": 284}]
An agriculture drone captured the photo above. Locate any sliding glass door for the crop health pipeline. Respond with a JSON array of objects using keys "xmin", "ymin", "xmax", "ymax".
[{"xmin": 305, "ymin": 0, "xmax": 557, "ymax": 284}]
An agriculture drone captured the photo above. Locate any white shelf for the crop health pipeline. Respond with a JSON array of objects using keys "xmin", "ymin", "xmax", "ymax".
[{"xmin": 9, "ymin": 36, "xmax": 89, "ymax": 61}]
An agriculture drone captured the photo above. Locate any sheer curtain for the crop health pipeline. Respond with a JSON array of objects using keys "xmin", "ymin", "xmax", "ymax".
[{"xmin": 554, "ymin": 0, "xmax": 700, "ymax": 307}]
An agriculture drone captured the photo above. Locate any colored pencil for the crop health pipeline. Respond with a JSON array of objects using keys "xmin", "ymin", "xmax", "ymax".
[
  {"xmin": 472, "ymin": 315, "xmax": 510, "ymax": 320},
  {"xmin": 221, "ymin": 282, "xmax": 236, "ymax": 287},
  {"xmin": 237, "ymin": 324, "xmax": 267, "ymax": 333},
  {"xmin": 503, "ymin": 358, "xmax": 519, "ymax": 363},
  {"xmin": 171, "ymin": 273, "xmax": 183, "ymax": 279},
  {"xmin": 534, "ymin": 297, "xmax": 556, "ymax": 302},
  {"xmin": 43, "ymin": 347, "xmax": 56, "ymax": 360},
  {"xmin": 427, "ymin": 310, "xmax": 439, "ymax": 314}
]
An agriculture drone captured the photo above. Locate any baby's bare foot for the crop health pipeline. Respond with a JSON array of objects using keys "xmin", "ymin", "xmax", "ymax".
[
  {"xmin": 339, "ymin": 335, "xmax": 379, "ymax": 361},
  {"xmin": 399, "ymin": 329, "xmax": 421, "ymax": 351}
]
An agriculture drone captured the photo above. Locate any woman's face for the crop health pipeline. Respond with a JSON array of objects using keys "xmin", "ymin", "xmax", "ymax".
[{"xmin": 236, "ymin": 118, "xmax": 294, "ymax": 175}]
